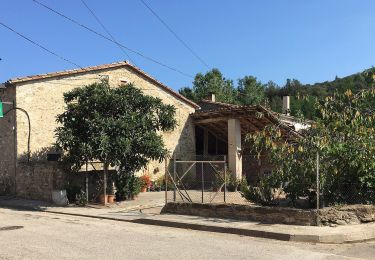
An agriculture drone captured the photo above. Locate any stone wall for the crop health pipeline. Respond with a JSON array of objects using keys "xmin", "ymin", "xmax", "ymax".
[
  {"xmin": 0, "ymin": 86, "xmax": 16, "ymax": 195},
  {"xmin": 318, "ymin": 205, "xmax": 375, "ymax": 226},
  {"xmin": 162, "ymin": 202, "xmax": 375, "ymax": 226},
  {"xmin": 14, "ymin": 66, "xmax": 196, "ymax": 182},
  {"xmin": 162, "ymin": 202, "xmax": 318, "ymax": 226},
  {"xmin": 15, "ymin": 162, "xmax": 65, "ymax": 201}
]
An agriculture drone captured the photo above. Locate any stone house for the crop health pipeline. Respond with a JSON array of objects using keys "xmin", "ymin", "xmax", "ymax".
[
  {"xmin": 0, "ymin": 61, "xmax": 198, "ymax": 200},
  {"xmin": 0, "ymin": 61, "xmax": 305, "ymax": 201}
]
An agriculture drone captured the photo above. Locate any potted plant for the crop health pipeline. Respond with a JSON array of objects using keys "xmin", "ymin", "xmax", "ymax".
[
  {"xmin": 140, "ymin": 175, "xmax": 151, "ymax": 193},
  {"xmin": 99, "ymin": 193, "xmax": 108, "ymax": 204},
  {"xmin": 226, "ymin": 172, "xmax": 240, "ymax": 192},
  {"xmin": 76, "ymin": 190, "xmax": 88, "ymax": 206},
  {"xmin": 107, "ymin": 181, "xmax": 116, "ymax": 203}
]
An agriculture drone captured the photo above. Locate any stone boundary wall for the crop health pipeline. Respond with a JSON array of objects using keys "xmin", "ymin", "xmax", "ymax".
[
  {"xmin": 162, "ymin": 202, "xmax": 375, "ymax": 226},
  {"xmin": 162, "ymin": 202, "xmax": 318, "ymax": 226},
  {"xmin": 16, "ymin": 162, "xmax": 66, "ymax": 201},
  {"xmin": 318, "ymin": 205, "xmax": 375, "ymax": 226}
]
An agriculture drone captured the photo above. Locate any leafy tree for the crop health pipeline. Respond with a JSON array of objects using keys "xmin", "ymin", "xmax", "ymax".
[
  {"xmin": 179, "ymin": 68, "xmax": 236, "ymax": 103},
  {"xmin": 246, "ymin": 88, "xmax": 375, "ymax": 207},
  {"xmin": 237, "ymin": 76, "xmax": 265, "ymax": 105},
  {"xmin": 55, "ymin": 80, "xmax": 177, "ymax": 196},
  {"xmin": 179, "ymin": 67, "xmax": 375, "ymax": 119},
  {"xmin": 179, "ymin": 86, "xmax": 196, "ymax": 102}
]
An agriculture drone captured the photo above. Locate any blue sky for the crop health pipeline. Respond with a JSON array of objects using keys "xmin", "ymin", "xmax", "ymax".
[{"xmin": 1, "ymin": 0, "xmax": 375, "ymax": 91}]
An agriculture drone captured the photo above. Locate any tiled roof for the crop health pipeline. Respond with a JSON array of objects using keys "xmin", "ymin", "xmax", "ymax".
[
  {"xmin": 5, "ymin": 61, "xmax": 199, "ymax": 108},
  {"xmin": 193, "ymin": 102, "xmax": 303, "ymax": 138}
]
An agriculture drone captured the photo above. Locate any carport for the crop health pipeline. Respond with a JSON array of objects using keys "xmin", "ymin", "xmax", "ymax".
[{"xmin": 191, "ymin": 100, "xmax": 301, "ymax": 183}]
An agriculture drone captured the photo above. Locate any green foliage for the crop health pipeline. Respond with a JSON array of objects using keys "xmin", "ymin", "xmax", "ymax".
[
  {"xmin": 239, "ymin": 177, "xmax": 275, "ymax": 206},
  {"xmin": 115, "ymin": 173, "xmax": 141, "ymax": 201},
  {"xmin": 76, "ymin": 190, "xmax": 88, "ymax": 206},
  {"xmin": 65, "ymin": 183, "xmax": 81, "ymax": 203},
  {"xmin": 211, "ymin": 170, "xmax": 241, "ymax": 191},
  {"xmin": 179, "ymin": 69, "xmax": 236, "ymax": 103},
  {"xmin": 154, "ymin": 174, "xmax": 174, "ymax": 191},
  {"xmin": 179, "ymin": 67, "xmax": 375, "ymax": 119},
  {"xmin": 55, "ymin": 79, "xmax": 177, "ymax": 175},
  {"xmin": 246, "ymin": 88, "xmax": 375, "ymax": 206},
  {"xmin": 237, "ymin": 76, "xmax": 265, "ymax": 105},
  {"xmin": 225, "ymin": 172, "xmax": 241, "ymax": 192}
]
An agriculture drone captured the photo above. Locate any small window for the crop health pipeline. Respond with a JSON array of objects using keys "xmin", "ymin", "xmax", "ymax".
[{"xmin": 119, "ymin": 78, "xmax": 129, "ymax": 85}]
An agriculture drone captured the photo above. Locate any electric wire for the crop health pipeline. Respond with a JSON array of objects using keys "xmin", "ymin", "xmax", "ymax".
[
  {"xmin": 140, "ymin": 0, "xmax": 210, "ymax": 69},
  {"xmin": 0, "ymin": 21, "xmax": 83, "ymax": 69},
  {"xmin": 80, "ymin": 0, "xmax": 136, "ymax": 65},
  {"xmin": 32, "ymin": 0, "xmax": 193, "ymax": 78}
]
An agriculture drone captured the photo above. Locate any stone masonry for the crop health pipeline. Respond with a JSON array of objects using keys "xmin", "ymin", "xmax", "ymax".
[{"xmin": 0, "ymin": 61, "xmax": 198, "ymax": 201}]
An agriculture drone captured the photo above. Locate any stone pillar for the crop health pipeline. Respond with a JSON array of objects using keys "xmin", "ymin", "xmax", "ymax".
[{"xmin": 228, "ymin": 119, "xmax": 242, "ymax": 179}]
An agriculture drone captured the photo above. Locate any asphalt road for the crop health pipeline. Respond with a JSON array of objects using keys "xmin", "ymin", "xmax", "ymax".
[{"xmin": 0, "ymin": 208, "xmax": 374, "ymax": 260}]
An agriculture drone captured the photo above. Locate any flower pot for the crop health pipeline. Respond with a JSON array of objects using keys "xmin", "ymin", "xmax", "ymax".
[
  {"xmin": 141, "ymin": 187, "xmax": 147, "ymax": 193},
  {"xmin": 107, "ymin": 195, "xmax": 115, "ymax": 203},
  {"xmin": 99, "ymin": 194, "xmax": 108, "ymax": 204}
]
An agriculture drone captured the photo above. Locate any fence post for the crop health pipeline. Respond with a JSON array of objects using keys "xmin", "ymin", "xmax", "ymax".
[
  {"xmin": 201, "ymin": 162, "xmax": 204, "ymax": 203},
  {"xmin": 224, "ymin": 155, "xmax": 227, "ymax": 203},
  {"xmin": 316, "ymin": 151, "xmax": 320, "ymax": 210},
  {"xmin": 165, "ymin": 156, "xmax": 168, "ymax": 205},
  {"xmin": 173, "ymin": 153, "xmax": 176, "ymax": 202},
  {"xmin": 85, "ymin": 161, "xmax": 89, "ymax": 202}
]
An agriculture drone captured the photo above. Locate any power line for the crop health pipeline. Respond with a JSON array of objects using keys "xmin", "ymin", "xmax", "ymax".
[
  {"xmin": 32, "ymin": 0, "xmax": 193, "ymax": 79},
  {"xmin": 0, "ymin": 21, "xmax": 83, "ymax": 69},
  {"xmin": 139, "ymin": 0, "xmax": 209, "ymax": 69},
  {"xmin": 80, "ymin": 0, "xmax": 136, "ymax": 65}
]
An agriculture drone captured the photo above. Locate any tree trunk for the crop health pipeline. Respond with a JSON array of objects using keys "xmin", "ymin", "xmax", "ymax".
[{"xmin": 103, "ymin": 162, "xmax": 108, "ymax": 205}]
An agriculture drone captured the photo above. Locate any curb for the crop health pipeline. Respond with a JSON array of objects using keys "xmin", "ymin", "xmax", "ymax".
[{"xmin": 1, "ymin": 202, "xmax": 374, "ymax": 244}]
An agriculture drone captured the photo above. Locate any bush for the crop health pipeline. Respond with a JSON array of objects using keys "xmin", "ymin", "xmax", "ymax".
[
  {"xmin": 140, "ymin": 175, "xmax": 151, "ymax": 189},
  {"xmin": 246, "ymin": 89, "xmax": 375, "ymax": 206},
  {"xmin": 115, "ymin": 174, "xmax": 141, "ymax": 201},
  {"xmin": 65, "ymin": 183, "xmax": 81, "ymax": 203},
  {"xmin": 239, "ymin": 178, "xmax": 276, "ymax": 206},
  {"xmin": 151, "ymin": 174, "xmax": 175, "ymax": 191},
  {"xmin": 76, "ymin": 190, "xmax": 88, "ymax": 206}
]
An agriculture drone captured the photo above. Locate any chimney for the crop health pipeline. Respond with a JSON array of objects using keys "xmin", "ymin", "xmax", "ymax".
[
  {"xmin": 208, "ymin": 92, "xmax": 216, "ymax": 102},
  {"xmin": 282, "ymin": 96, "xmax": 290, "ymax": 115}
]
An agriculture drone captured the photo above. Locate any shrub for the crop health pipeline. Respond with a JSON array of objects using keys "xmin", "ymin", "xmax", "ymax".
[
  {"xmin": 76, "ymin": 190, "xmax": 88, "ymax": 206},
  {"xmin": 65, "ymin": 183, "xmax": 81, "ymax": 203},
  {"xmin": 246, "ymin": 88, "xmax": 375, "ymax": 206},
  {"xmin": 115, "ymin": 174, "xmax": 141, "ymax": 201},
  {"xmin": 239, "ymin": 178, "xmax": 276, "ymax": 206},
  {"xmin": 140, "ymin": 175, "xmax": 151, "ymax": 189}
]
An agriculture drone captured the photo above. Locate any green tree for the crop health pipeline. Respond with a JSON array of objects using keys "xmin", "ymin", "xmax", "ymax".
[
  {"xmin": 246, "ymin": 88, "xmax": 375, "ymax": 206},
  {"xmin": 179, "ymin": 68, "xmax": 236, "ymax": 103},
  {"xmin": 237, "ymin": 76, "xmax": 265, "ymax": 105},
  {"xmin": 55, "ymin": 80, "xmax": 177, "ymax": 195}
]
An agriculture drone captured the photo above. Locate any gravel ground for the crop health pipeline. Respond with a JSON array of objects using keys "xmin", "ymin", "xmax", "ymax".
[{"xmin": 0, "ymin": 208, "xmax": 374, "ymax": 260}]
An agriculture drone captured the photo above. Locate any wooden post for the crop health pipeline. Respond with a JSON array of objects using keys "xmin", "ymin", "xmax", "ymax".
[
  {"xmin": 165, "ymin": 157, "xmax": 168, "ymax": 204},
  {"xmin": 173, "ymin": 153, "xmax": 176, "ymax": 202},
  {"xmin": 103, "ymin": 162, "xmax": 108, "ymax": 205},
  {"xmin": 85, "ymin": 161, "xmax": 89, "ymax": 202}
]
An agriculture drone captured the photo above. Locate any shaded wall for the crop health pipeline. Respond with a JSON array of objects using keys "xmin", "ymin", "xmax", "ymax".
[
  {"xmin": 16, "ymin": 162, "xmax": 65, "ymax": 201},
  {"xmin": 0, "ymin": 86, "xmax": 16, "ymax": 195}
]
